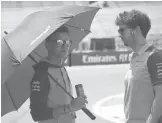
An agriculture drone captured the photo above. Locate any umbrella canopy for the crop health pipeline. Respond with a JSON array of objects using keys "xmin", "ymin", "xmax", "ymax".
[
  {"xmin": 2, "ymin": 5, "xmax": 100, "ymax": 85},
  {"xmin": 1, "ymin": 5, "xmax": 100, "ymax": 116}
]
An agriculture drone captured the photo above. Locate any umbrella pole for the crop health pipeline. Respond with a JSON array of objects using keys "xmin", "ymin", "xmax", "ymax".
[{"xmin": 5, "ymin": 82, "xmax": 18, "ymax": 111}]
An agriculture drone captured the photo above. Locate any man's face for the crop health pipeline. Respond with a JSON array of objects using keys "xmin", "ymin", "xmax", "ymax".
[
  {"xmin": 46, "ymin": 32, "xmax": 71, "ymax": 58},
  {"xmin": 118, "ymin": 25, "xmax": 134, "ymax": 47}
]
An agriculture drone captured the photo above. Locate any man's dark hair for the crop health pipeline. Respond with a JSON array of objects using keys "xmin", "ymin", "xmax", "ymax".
[
  {"xmin": 115, "ymin": 9, "xmax": 151, "ymax": 38},
  {"xmin": 46, "ymin": 25, "xmax": 69, "ymax": 42}
]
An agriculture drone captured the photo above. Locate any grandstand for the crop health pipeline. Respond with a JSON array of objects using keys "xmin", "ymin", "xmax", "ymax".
[{"xmin": 2, "ymin": 1, "xmax": 162, "ymax": 51}]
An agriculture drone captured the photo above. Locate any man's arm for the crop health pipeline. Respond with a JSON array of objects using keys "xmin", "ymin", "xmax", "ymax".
[
  {"xmin": 147, "ymin": 85, "xmax": 162, "ymax": 123},
  {"xmin": 147, "ymin": 51, "xmax": 162, "ymax": 123}
]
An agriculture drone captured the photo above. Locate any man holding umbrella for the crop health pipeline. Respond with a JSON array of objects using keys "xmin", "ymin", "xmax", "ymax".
[
  {"xmin": 2, "ymin": 5, "xmax": 99, "ymax": 123},
  {"xmin": 30, "ymin": 25, "xmax": 88, "ymax": 123}
]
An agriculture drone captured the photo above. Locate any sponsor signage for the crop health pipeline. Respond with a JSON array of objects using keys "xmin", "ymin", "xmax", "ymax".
[{"xmin": 64, "ymin": 51, "xmax": 132, "ymax": 66}]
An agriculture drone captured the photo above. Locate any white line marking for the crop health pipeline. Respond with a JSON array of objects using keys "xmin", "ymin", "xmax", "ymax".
[{"xmin": 92, "ymin": 93, "xmax": 125, "ymax": 123}]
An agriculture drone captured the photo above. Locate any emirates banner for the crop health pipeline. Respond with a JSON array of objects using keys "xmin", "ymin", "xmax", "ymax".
[{"xmin": 65, "ymin": 51, "xmax": 132, "ymax": 66}]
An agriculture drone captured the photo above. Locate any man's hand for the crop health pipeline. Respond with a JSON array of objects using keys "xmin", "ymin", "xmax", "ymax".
[{"xmin": 69, "ymin": 96, "xmax": 88, "ymax": 112}]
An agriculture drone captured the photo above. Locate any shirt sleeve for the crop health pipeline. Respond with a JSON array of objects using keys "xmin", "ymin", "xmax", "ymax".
[
  {"xmin": 30, "ymin": 71, "xmax": 53, "ymax": 121},
  {"xmin": 147, "ymin": 51, "xmax": 162, "ymax": 86}
]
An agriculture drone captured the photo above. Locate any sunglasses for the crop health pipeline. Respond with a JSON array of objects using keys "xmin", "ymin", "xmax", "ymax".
[
  {"xmin": 118, "ymin": 26, "xmax": 139, "ymax": 34},
  {"xmin": 56, "ymin": 40, "xmax": 72, "ymax": 47},
  {"xmin": 118, "ymin": 27, "xmax": 128, "ymax": 34}
]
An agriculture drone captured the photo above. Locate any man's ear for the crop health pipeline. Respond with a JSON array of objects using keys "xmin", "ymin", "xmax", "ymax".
[
  {"xmin": 136, "ymin": 26, "xmax": 142, "ymax": 35},
  {"xmin": 131, "ymin": 27, "xmax": 139, "ymax": 36},
  {"xmin": 131, "ymin": 30, "xmax": 136, "ymax": 37}
]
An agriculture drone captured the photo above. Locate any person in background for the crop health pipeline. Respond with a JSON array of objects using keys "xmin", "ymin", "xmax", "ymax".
[
  {"xmin": 115, "ymin": 9, "xmax": 162, "ymax": 123},
  {"xmin": 29, "ymin": 25, "xmax": 88, "ymax": 123}
]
